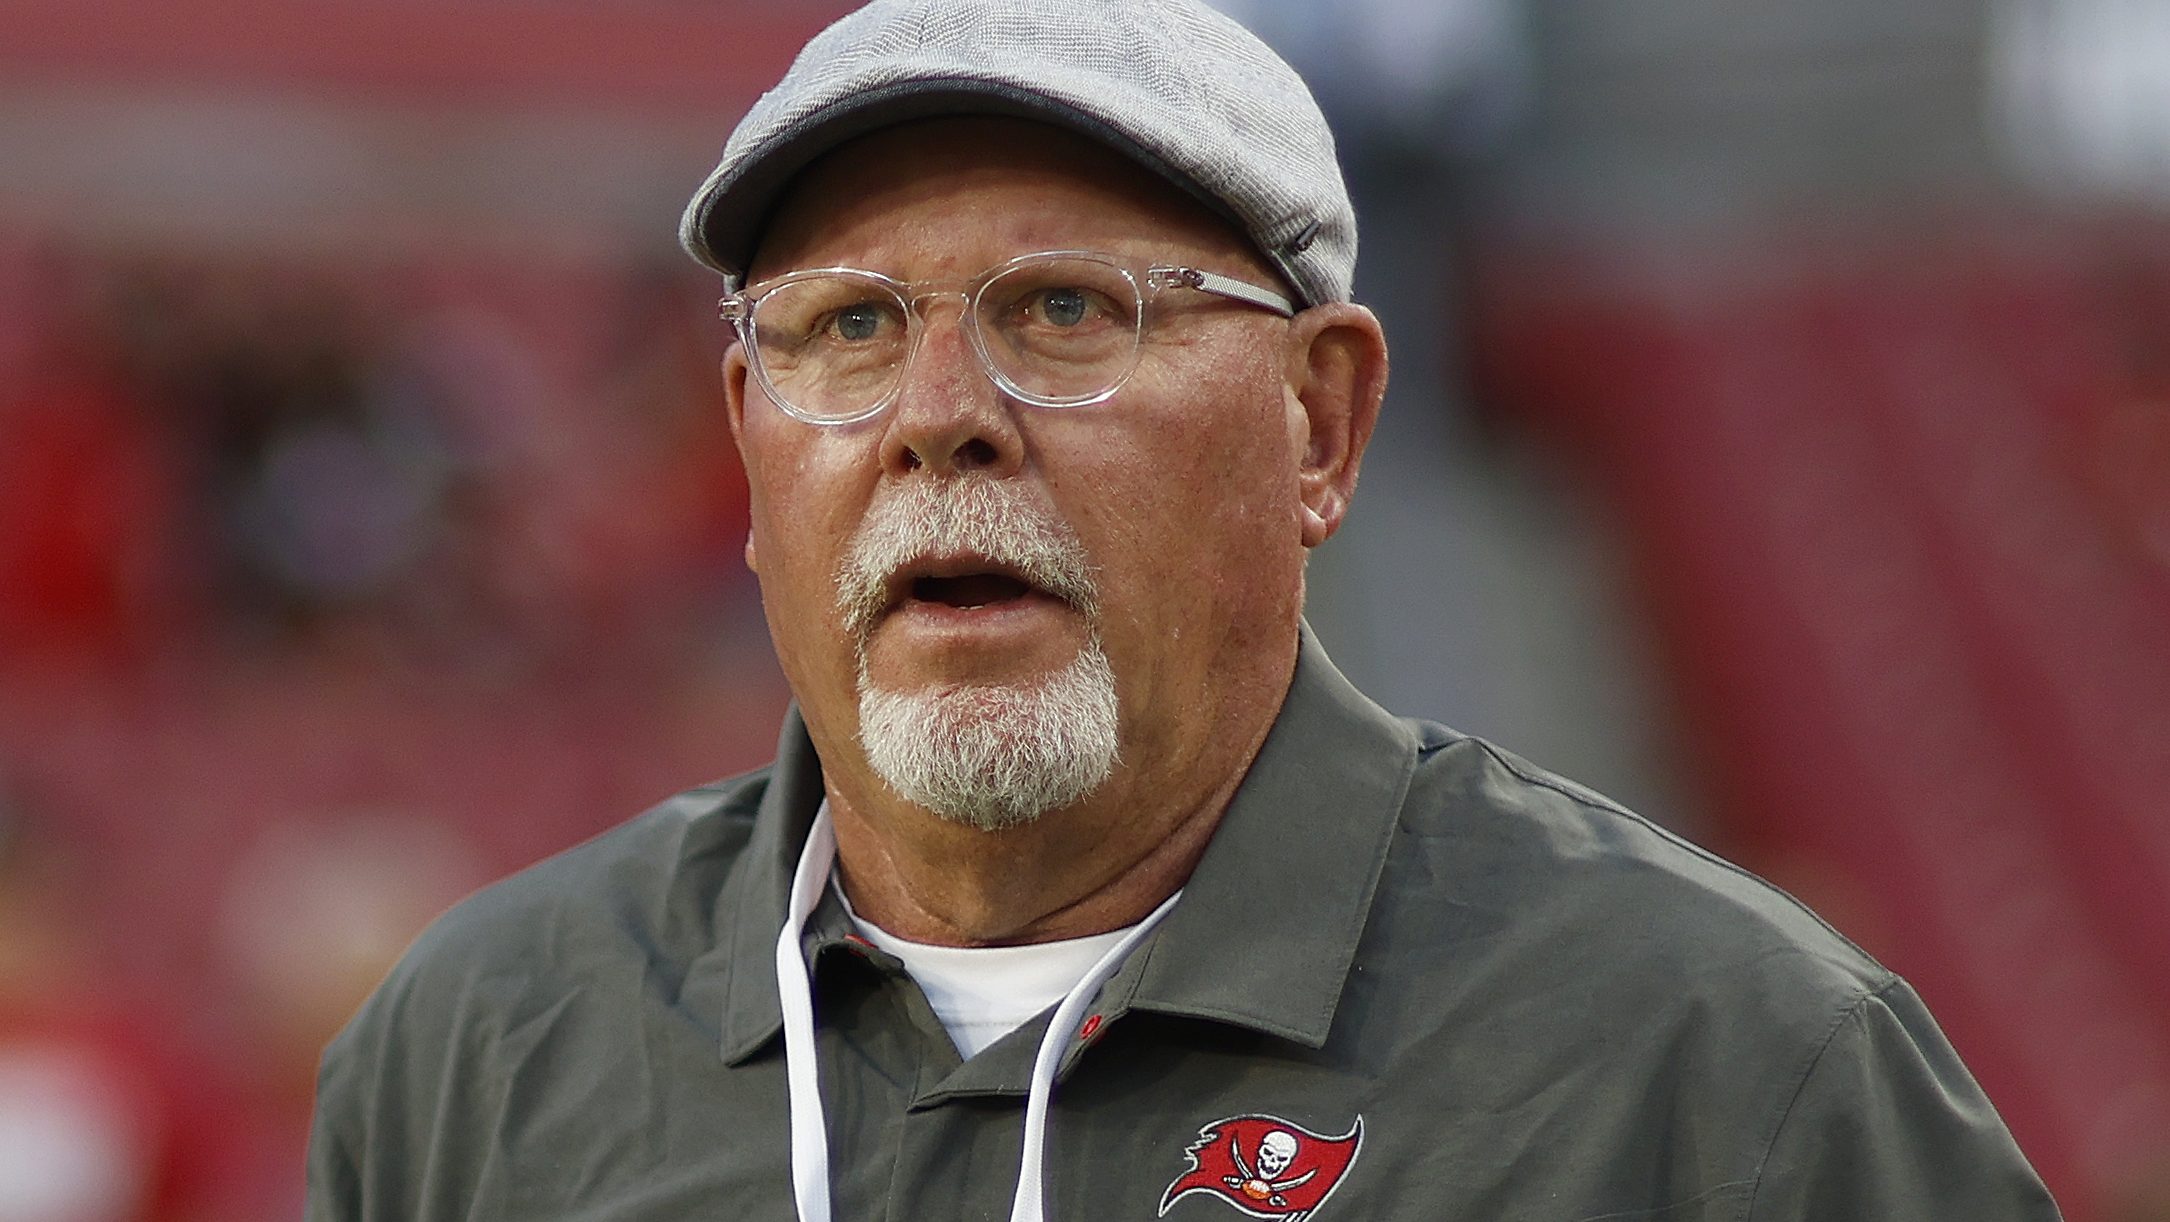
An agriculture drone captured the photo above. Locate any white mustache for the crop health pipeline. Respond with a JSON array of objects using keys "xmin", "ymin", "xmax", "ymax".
[{"xmin": 836, "ymin": 480, "xmax": 1099, "ymax": 642}]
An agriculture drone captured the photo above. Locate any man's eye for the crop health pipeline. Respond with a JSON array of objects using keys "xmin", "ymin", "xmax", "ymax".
[
  {"xmin": 827, "ymin": 302, "xmax": 892, "ymax": 342},
  {"xmin": 1027, "ymin": 287, "xmax": 1102, "ymax": 328}
]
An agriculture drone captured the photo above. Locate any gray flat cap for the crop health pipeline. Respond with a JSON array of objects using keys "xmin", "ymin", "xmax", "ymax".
[{"xmin": 678, "ymin": 0, "xmax": 1356, "ymax": 307}]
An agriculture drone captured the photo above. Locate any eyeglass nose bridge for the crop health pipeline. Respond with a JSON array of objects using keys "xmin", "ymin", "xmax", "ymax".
[
  {"xmin": 904, "ymin": 286, "xmax": 975, "ymax": 317},
  {"xmin": 892, "ymin": 286, "xmax": 1003, "ymax": 398}
]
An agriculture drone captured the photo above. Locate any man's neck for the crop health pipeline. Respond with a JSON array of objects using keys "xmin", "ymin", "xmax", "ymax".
[{"xmin": 822, "ymin": 772, "xmax": 1240, "ymax": 946}]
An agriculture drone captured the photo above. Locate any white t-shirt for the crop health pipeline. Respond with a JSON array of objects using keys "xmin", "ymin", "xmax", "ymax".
[{"xmin": 842, "ymin": 885, "xmax": 1138, "ymax": 1059}]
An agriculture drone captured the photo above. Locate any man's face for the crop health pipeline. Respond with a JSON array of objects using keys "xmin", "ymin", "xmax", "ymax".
[{"xmin": 725, "ymin": 117, "xmax": 1323, "ymax": 828}]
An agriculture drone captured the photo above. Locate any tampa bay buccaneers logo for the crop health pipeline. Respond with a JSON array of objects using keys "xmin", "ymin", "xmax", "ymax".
[{"xmin": 1157, "ymin": 1113, "xmax": 1363, "ymax": 1220}]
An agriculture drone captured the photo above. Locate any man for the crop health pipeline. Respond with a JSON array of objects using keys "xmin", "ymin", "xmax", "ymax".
[{"xmin": 308, "ymin": 2, "xmax": 2062, "ymax": 1219}]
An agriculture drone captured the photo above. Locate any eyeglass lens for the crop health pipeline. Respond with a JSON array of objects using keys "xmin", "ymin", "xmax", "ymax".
[{"xmin": 748, "ymin": 255, "xmax": 1146, "ymax": 420}]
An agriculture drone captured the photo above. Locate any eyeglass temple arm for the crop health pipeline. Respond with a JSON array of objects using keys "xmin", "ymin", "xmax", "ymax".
[{"xmin": 1152, "ymin": 266, "xmax": 1296, "ymax": 318}]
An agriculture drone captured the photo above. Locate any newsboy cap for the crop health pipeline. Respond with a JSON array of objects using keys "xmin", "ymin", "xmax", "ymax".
[{"xmin": 678, "ymin": 0, "xmax": 1357, "ymax": 307}]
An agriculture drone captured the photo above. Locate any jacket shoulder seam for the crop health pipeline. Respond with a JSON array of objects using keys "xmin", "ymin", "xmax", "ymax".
[{"xmin": 1740, "ymin": 981, "xmax": 1893, "ymax": 1221}]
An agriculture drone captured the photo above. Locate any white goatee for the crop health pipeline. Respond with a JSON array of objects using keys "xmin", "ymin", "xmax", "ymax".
[{"xmin": 839, "ymin": 479, "xmax": 1119, "ymax": 830}]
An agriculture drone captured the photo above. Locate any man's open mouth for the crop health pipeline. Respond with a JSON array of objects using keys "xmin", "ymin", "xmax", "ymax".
[
  {"xmin": 910, "ymin": 572, "xmax": 1036, "ymax": 609},
  {"xmin": 886, "ymin": 554, "xmax": 1059, "ymax": 616}
]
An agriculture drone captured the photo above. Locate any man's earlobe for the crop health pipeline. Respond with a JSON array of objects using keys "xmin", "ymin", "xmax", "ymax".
[
  {"xmin": 744, "ymin": 530, "xmax": 759, "ymax": 574},
  {"xmin": 1285, "ymin": 303, "xmax": 1388, "ymax": 549}
]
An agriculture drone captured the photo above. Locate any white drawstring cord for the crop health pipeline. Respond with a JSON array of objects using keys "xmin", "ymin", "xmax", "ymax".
[
  {"xmin": 775, "ymin": 807, "xmax": 1181, "ymax": 1222},
  {"xmin": 1006, "ymin": 888, "xmax": 1180, "ymax": 1222},
  {"xmin": 776, "ymin": 809, "xmax": 839, "ymax": 1222}
]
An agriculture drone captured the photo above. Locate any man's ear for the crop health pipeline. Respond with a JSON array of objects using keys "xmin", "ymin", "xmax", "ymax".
[
  {"xmin": 1282, "ymin": 303, "xmax": 1388, "ymax": 548},
  {"xmin": 722, "ymin": 341, "xmax": 752, "ymax": 450},
  {"xmin": 722, "ymin": 343, "xmax": 760, "ymax": 574}
]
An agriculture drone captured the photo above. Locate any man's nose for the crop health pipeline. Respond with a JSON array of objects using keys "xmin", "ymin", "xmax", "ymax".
[{"xmin": 880, "ymin": 295, "xmax": 1024, "ymax": 477}]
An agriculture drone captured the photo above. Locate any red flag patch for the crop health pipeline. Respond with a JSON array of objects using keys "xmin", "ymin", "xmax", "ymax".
[{"xmin": 1157, "ymin": 1113, "xmax": 1364, "ymax": 1220}]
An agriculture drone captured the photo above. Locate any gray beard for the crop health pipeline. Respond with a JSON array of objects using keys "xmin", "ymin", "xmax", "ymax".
[
  {"xmin": 855, "ymin": 635, "xmax": 1120, "ymax": 830},
  {"xmin": 839, "ymin": 479, "xmax": 1120, "ymax": 830}
]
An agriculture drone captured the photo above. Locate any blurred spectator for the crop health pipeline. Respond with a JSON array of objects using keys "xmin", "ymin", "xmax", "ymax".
[
  {"xmin": 0, "ymin": 256, "xmax": 187, "ymax": 673},
  {"xmin": 0, "ymin": 793, "xmax": 152, "ymax": 1222},
  {"xmin": 0, "ymin": 771, "xmax": 226, "ymax": 1222},
  {"xmin": 139, "ymin": 267, "xmax": 472, "ymax": 655},
  {"xmin": 218, "ymin": 811, "xmax": 484, "ymax": 1085},
  {"xmin": 210, "ymin": 812, "xmax": 489, "ymax": 1220}
]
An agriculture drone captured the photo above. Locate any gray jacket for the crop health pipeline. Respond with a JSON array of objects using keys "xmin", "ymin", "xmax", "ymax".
[{"xmin": 309, "ymin": 633, "xmax": 2060, "ymax": 1221}]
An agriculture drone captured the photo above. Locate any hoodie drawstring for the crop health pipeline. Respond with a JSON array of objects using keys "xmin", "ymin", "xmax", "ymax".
[{"xmin": 775, "ymin": 806, "xmax": 1180, "ymax": 1222}]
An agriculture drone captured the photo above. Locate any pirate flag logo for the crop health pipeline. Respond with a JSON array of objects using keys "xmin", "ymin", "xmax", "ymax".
[{"xmin": 1157, "ymin": 1113, "xmax": 1364, "ymax": 1220}]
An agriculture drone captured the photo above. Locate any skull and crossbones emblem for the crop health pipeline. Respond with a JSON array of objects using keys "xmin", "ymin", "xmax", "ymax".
[{"xmin": 1222, "ymin": 1129, "xmax": 1316, "ymax": 1208}]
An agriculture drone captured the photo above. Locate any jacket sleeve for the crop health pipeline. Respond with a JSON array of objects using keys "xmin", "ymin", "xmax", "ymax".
[
  {"xmin": 1747, "ymin": 980, "xmax": 2062, "ymax": 1220},
  {"xmin": 302, "ymin": 942, "xmax": 471, "ymax": 1222},
  {"xmin": 305, "ymin": 1025, "xmax": 369, "ymax": 1222}
]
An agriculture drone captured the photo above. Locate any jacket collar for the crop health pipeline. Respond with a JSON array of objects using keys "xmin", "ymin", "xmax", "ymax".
[
  {"xmin": 715, "ymin": 707, "xmax": 828, "ymax": 1064},
  {"xmin": 712, "ymin": 624, "xmax": 1418, "ymax": 1064},
  {"xmin": 1124, "ymin": 627, "xmax": 1416, "ymax": 1044}
]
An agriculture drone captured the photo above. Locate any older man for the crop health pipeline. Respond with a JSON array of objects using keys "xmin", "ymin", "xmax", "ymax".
[{"xmin": 307, "ymin": 2, "xmax": 2060, "ymax": 1220}]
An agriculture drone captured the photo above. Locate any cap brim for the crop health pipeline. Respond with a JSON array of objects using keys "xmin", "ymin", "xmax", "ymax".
[{"xmin": 682, "ymin": 78, "xmax": 1246, "ymax": 288}]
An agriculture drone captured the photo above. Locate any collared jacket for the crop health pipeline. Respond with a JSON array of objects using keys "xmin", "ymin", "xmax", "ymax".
[{"xmin": 308, "ymin": 634, "xmax": 2061, "ymax": 1221}]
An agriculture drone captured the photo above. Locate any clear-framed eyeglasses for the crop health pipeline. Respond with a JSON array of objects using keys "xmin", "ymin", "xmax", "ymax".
[{"xmin": 718, "ymin": 249, "xmax": 1296, "ymax": 425}]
